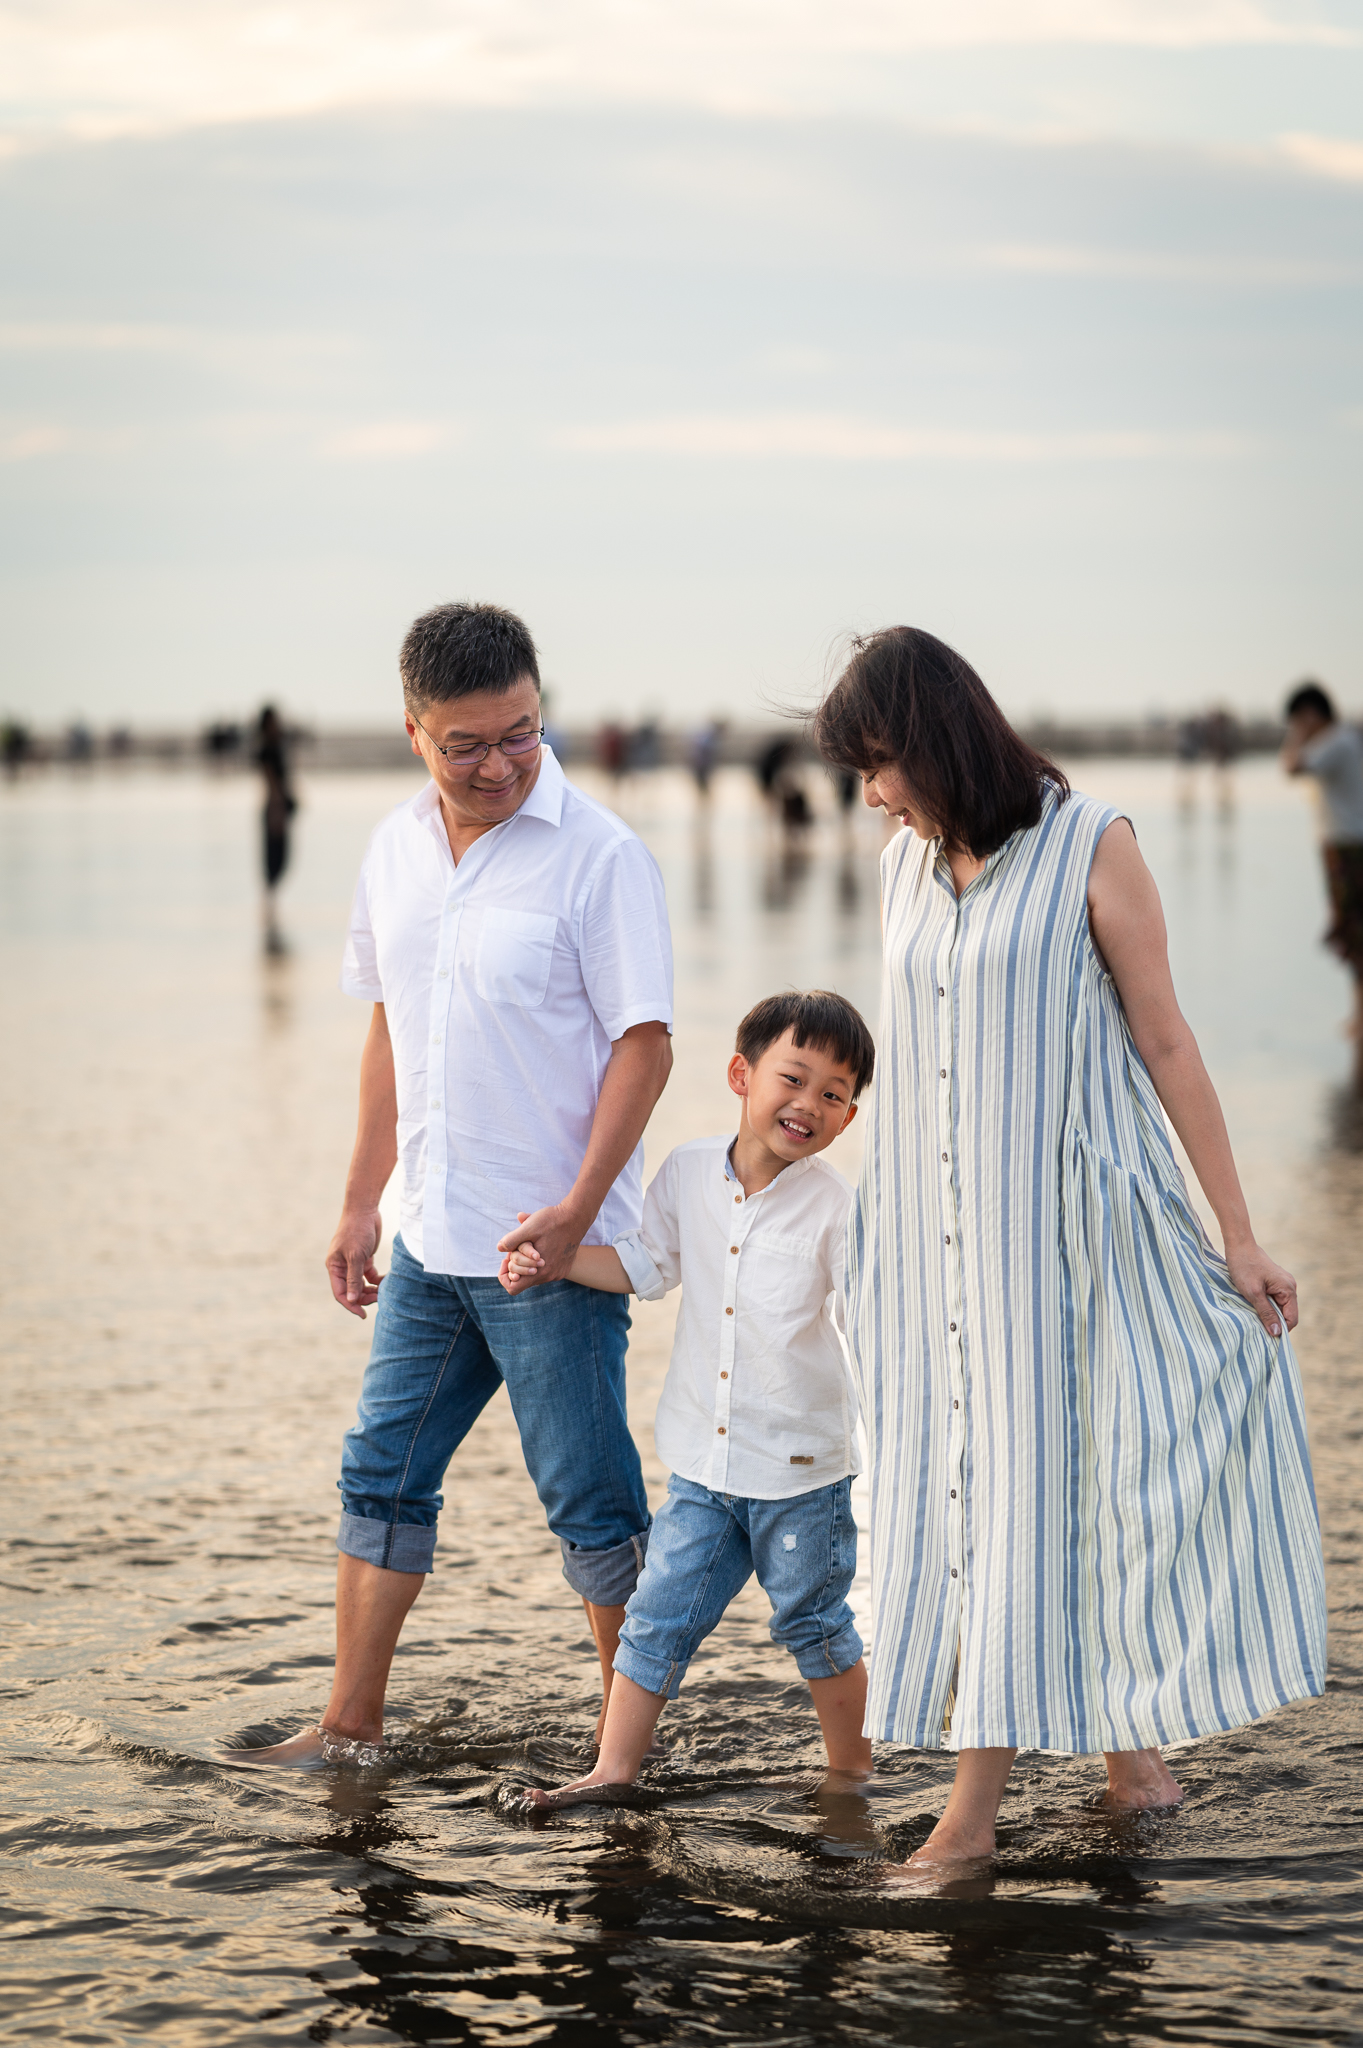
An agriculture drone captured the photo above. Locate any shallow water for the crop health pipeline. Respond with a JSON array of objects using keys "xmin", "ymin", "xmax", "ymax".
[{"xmin": 2, "ymin": 757, "xmax": 1360, "ymax": 2046}]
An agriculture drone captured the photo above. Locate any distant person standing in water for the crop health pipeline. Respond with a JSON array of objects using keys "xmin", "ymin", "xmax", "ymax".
[
  {"xmin": 815, "ymin": 627, "xmax": 1326, "ymax": 1883},
  {"xmin": 240, "ymin": 603, "xmax": 673, "ymax": 1767},
  {"xmin": 1283, "ymin": 681, "xmax": 1363, "ymax": 1066},
  {"xmin": 255, "ymin": 705, "xmax": 295, "ymax": 952}
]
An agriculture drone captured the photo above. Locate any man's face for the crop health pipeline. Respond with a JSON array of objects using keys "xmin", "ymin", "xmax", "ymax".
[{"xmin": 406, "ymin": 677, "xmax": 543, "ymax": 829}]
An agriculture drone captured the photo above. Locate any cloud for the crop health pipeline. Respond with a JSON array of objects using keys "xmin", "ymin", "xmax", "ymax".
[
  {"xmin": 0, "ymin": 2, "xmax": 1354, "ymax": 147},
  {"xmin": 1278, "ymin": 131, "xmax": 1363, "ymax": 179},
  {"xmin": 315, "ymin": 418, "xmax": 461, "ymax": 459},
  {"xmin": 0, "ymin": 422, "xmax": 69, "ymax": 461},
  {"xmin": 981, "ymin": 242, "xmax": 1358, "ymax": 284},
  {"xmin": 550, "ymin": 413, "xmax": 1250, "ymax": 461}
]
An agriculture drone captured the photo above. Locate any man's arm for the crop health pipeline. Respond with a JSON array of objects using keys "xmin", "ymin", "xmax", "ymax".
[
  {"xmin": 495, "ymin": 1019, "xmax": 673, "ymax": 1285},
  {"xmin": 325, "ymin": 1002, "xmax": 399, "ymax": 1318}
]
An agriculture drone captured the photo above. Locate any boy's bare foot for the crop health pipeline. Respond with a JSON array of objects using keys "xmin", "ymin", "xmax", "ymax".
[
  {"xmin": 226, "ymin": 1724, "xmax": 387, "ymax": 1769},
  {"xmin": 1101, "ymin": 1747, "xmax": 1184, "ymax": 1811},
  {"xmin": 516, "ymin": 1772, "xmax": 637, "ymax": 1811}
]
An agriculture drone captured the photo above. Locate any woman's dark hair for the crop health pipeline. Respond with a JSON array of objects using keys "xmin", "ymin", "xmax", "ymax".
[
  {"xmin": 1285, "ymin": 680, "xmax": 1335, "ymax": 724},
  {"xmin": 735, "ymin": 989, "xmax": 875, "ymax": 1100},
  {"xmin": 813, "ymin": 627, "xmax": 1069, "ymax": 858},
  {"xmin": 401, "ymin": 602, "xmax": 540, "ymax": 705}
]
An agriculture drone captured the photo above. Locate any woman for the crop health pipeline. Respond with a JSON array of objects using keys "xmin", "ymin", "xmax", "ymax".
[{"xmin": 815, "ymin": 629, "xmax": 1326, "ymax": 1875}]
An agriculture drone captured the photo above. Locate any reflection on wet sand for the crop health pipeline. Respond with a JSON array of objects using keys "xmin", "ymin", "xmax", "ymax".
[{"xmin": 0, "ymin": 760, "xmax": 1359, "ymax": 2045}]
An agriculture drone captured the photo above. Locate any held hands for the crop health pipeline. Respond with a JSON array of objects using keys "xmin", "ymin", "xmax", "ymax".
[
  {"xmin": 325, "ymin": 1206, "xmax": 384, "ymax": 1318},
  {"xmin": 496, "ymin": 1202, "xmax": 582, "ymax": 1292},
  {"xmin": 499, "ymin": 1215, "xmax": 546, "ymax": 1295},
  {"xmin": 1226, "ymin": 1240, "xmax": 1298, "ymax": 1339}
]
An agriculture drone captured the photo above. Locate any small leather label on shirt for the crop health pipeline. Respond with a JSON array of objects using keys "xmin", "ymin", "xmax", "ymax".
[{"xmin": 789, "ymin": 1455, "xmax": 815, "ymax": 1465}]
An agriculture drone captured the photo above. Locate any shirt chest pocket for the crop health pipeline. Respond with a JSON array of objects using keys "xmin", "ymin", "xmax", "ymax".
[
  {"xmin": 742, "ymin": 1232, "xmax": 826, "ymax": 1319},
  {"xmin": 472, "ymin": 910, "xmax": 559, "ymax": 1008}
]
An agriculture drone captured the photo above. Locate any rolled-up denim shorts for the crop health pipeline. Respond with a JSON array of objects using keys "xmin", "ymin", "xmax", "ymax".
[
  {"xmin": 614, "ymin": 1472, "xmax": 862, "ymax": 1700},
  {"xmin": 338, "ymin": 1234, "xmax": 650, "ymax": 1605}
]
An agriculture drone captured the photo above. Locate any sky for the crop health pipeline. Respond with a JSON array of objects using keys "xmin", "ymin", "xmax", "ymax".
[{"xmin": 1, "ymin": 0, "xmax": 1360, "ymax": 731}]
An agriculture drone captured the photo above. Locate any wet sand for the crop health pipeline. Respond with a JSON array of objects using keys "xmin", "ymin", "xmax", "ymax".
[{"xmin": 1, "ymin": 758, "xmax": 1359, "ymax": 2045}]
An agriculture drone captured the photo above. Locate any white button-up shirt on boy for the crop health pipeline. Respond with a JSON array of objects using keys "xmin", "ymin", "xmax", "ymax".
[
  {"xmin": 341, "ymin": 746, "xmax": 673, "ymax": 1276},
  {"xmin": 614, "ymin": 1135, "xmax": 859, "ymax": 1500}
]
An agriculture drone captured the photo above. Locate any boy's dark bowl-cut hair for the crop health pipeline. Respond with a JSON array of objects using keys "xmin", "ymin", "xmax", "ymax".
[
  {"xmin": 401, "ymin": 602, "xmax": 540, "ymax": 705},
  {"xmin": 736, "ymin": 990, "xmax": 876, "ymax": 1101},
  {"xmin": 1286, "ymin": 680, "xmax": 1336, "ymax": 724},
  {"xmin": 814, "ymin": 626, "xmax": 1069, "ymax": 860}
]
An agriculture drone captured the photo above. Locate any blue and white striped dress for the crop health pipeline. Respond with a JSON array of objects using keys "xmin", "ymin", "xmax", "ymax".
[{"xmin": 848, "ymin": 789, "xmax": 1327, "ymax": 1753}]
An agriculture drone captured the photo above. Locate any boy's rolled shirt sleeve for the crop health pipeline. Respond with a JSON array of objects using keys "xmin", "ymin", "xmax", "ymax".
[
  {"xmin": 613, "ymin": 1230, "xmax": 668, "ymax": 1300},
  {"xmin": 576, "ymin": 837, "xmax": 674, "ymax": 1042},
  {"xmin": 341, "ymin": 865, "xmax": 383, "ymax": 1000},
  {"xmin": 612, "ymin": 1151, "xmax": 683, "ymax": 1299}
]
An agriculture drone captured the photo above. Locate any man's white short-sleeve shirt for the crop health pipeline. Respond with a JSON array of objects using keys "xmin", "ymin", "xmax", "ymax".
[
  {"xmin": 614, "ymin": 1136, "xmax": 859, "ymax": 1500},
  {"xmin": 342, "ymin": 747, "xmax": 673, "ymax": 1276}
]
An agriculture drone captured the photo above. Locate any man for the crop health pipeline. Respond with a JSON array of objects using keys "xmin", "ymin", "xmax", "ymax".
[
  {"xmin": 1283, "ymin": 680, "xmax": 1363, "ymax": 1068},
  {"xmin": 246, "ymin": 602, "xmax": 673, "ymax": 1765}
]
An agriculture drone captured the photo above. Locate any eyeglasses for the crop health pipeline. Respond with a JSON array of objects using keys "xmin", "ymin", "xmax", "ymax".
[{"xmin": 411, "ymin": 714, "xmax": 545, "ymax": 767}]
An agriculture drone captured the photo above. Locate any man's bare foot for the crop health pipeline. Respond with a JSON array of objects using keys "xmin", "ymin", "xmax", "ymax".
[
  {"xmin": 226, "ymin": 1724, "xmax": 386, "ymax": 1769},
  {"xmin": 1101, "ymin": 1747, "xmax": 1184, "ymax": 1811},
  {"xmin": 516, "ymin": 1772, "xmax": 638, "ymax": 1811}
]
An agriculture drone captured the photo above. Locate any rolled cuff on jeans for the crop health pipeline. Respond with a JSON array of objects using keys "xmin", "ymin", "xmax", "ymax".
[
  {"xmin": 613, "ymin": 1635, "xmax": 686, "ymax": 1701},
  {"xmin": 785, "ymin": 1618, "xmax": 864, "ymax": 1684},
  {"xmin": 337, "ymin": 1511, "xmax": 436, "ymax": 1575},
  {"xmin": 560, "ymin": 1525, "xmax": 649, "ymax": 1604}
]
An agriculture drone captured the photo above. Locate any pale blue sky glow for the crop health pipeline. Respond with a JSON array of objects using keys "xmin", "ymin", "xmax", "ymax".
[{"xmin": 0, "ymin": 1, "xmax": 1360, "ymax": 729}]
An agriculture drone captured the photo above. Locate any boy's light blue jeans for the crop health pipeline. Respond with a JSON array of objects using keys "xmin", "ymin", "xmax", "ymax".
[
  {"xmin": 614, "ymin": 1472, "xmax": 862, "ymax": 1700},
  {"xmin": 338, "ymin": 1234, "xmax": 651, "ymax": 1604}
]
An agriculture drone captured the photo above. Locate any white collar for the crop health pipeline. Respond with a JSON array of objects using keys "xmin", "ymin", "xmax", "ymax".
[{"xmin": 412, "ymin": 741, "xmax": 567, "ymax": 844}]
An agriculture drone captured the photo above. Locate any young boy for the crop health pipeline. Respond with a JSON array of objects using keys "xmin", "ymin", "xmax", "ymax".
[{"xmin": 501, "ymin": 989, "xmax": 876, "ymax": 1805}]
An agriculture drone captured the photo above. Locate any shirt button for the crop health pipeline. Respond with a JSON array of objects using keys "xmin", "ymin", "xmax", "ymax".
[
  {"xmin": 940, "ymin": 1068, "xmax": 947, "ymax": 1079},
  {"xmin": 949, "ymin": 1321, "xmax": 957, "ymax": 1332},
  {"xmin": 437, "ymin": 969, "xmax": 449, "ymax": 979},
  {"xmin": 717, "ymin": 1426, "xmax": 726, "ymax": 1435},
  {"xmin": 730, "ymin": 1246, "xmax": 739, "ymax": 1254},
  {"xmin": 734, "ymin": 1195, "xmax": 742, "ymax": 1205},
  {"xmin": 953, "ymin": 1399, "xmax": 960, "ymax": 1409},
  {"xmin": 938, "ymin": 986, "xmax": 945, "ymax": 996},
  {"xmin": 720, "ymin": 1370, "xmax": 729, "ymax": 1379},
  {"xmin": 725, "ymin": 1306, "xmax": 734, "ymax": 1315},
  {"xmin": 432, "ymin": 1098, "xmax": 442, "ymax": 1109},
  {"xmin": 942, "ymin": 1152, "xmax": 948, "ymax": 1163},
  {"xmin": 951, "ymin": 1568, "xmax": 958, "ymax": 1579},
  {"xmin": 950, "ymin": 1488, "xmax": 957, "ymax": 1498},
  {"xmin": 944, "ymin": 1234, "xmax": 951, "ymax": 1245}
]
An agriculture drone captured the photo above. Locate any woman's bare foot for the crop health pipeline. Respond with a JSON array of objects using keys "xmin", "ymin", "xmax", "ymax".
[
  {"xmin": 907, "ymin": 1815, "xmax": 997, "ymax": 1868},
  {"xmin": 1101, "ymin": 1746, "xmax": 1184, "ymax": 1810},
  {"xmin": 227, "ymin": 1724, "xmax": 386, "ymax": 1769},
  {"xmin": 516, "ymin": 1772, "xmax": 637, "ymax": 1811}
]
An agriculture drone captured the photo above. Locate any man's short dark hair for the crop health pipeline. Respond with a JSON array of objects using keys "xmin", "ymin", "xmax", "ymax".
[
  {"xmin": 400, "ymin": 603, "xmax": 540, "ymax": 705},
  {"xmin": 1286, "ymin": 680, "xmax": 1335, "ymax": 724},
  {"xmin": 735, "ymin": 990, "xmax": 875, "ymax": 1100}
]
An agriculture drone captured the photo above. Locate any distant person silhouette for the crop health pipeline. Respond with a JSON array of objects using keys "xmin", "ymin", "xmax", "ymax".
[
  {"xmin": 255, "ymin": 705, "xmax": 296, "ymax": 953},
  {"xmin": 1283, "ymin": 681, "xmax": 1363, "ymax": 1069}
]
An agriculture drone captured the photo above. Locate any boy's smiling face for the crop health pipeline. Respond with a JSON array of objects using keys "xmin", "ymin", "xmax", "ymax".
[{"xmin": 728, "ymin": 1027, "xmax": 859, "ymax": 1174}]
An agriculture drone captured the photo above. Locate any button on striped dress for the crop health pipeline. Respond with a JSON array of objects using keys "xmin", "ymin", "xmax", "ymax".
[{"xmin": 848, "ymin": 789, "xmax": 1327, "ymax": 1753}]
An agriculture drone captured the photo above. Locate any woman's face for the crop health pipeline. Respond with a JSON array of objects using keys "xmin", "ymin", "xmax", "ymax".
[{"xmin": 860, "ymin": 760, "xmax": 941, "ymax": 841}]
